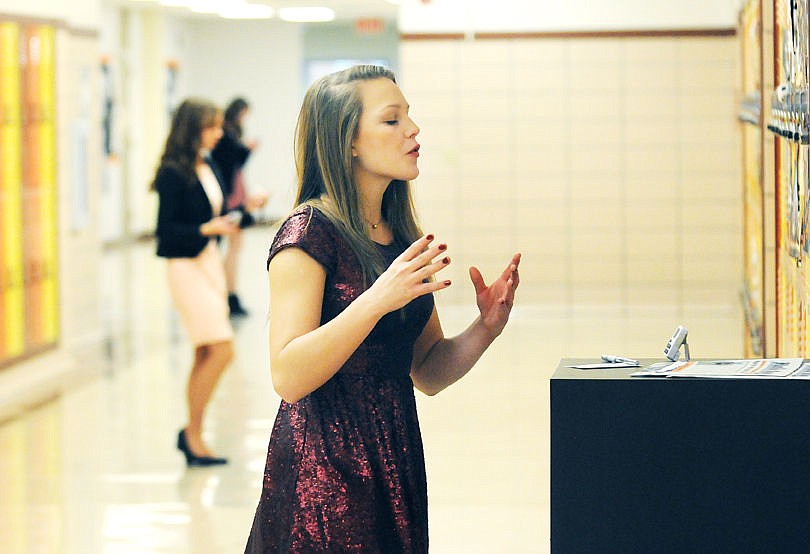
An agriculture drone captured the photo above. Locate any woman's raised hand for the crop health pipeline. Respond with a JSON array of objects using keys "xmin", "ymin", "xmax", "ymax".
[
  {"xmin": 364, "ymin": 234, "xmax": 452, "ymax": 316},
  {"xmin": 200, "ymin": 215, "xmax": 239, "ymax": 237},
  {"xmin": 245, "ymin": 190, "xmax": 270, "ymax": 211},
  {"xmin": 469, "ymin": 253, "xmax": 521, "ymax": 338}
]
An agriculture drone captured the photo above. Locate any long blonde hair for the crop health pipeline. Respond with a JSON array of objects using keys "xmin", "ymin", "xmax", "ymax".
[{"xmin": 293, "ymin": 65, "xmax": 423, "ymax": 284}]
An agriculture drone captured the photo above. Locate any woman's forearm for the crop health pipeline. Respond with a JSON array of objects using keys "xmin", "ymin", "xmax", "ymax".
[{"xmin": 411, "ymin": 316, "xmax": 498, "ymax": 396}]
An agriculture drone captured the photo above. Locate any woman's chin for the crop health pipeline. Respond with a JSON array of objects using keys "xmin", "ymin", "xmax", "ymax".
[{"xmin": 403, "ymin": 167, "xmax": 419, "ymax": 181}]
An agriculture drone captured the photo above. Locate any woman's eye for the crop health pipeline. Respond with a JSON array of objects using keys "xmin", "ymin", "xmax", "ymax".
[{"xmin": 385, "ymin": 120, "xmax": 399, "ymax": 125}]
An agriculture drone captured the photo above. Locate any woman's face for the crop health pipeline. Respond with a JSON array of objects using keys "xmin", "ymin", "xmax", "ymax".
[
  {"xmin": 352, "ymin": 78, "xmax": 420, "ymax": 187},
  {"xmin": 238, "ymin": 107, "xmax": 250, "ymax": 126},
  {"xmin": 200, "ymin": 112, "xmax": 224, "ymax": 152}
]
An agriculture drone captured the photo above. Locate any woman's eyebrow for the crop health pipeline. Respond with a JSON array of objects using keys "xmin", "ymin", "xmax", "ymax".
[{"xmin": 382, "ymin": 102, "xmax": 409, "ymax": 110}]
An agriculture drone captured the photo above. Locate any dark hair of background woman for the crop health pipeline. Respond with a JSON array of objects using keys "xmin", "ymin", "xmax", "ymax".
[
  {"xmin": 223, "ymin": 97, "xmax": 249, "ymax": 139},
  {"xmin": 150, "ymin": 97, "xmax": 220, "ymax": 189}
]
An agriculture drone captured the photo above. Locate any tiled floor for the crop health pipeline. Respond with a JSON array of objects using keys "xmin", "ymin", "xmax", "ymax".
[{"xmin": 0, "ymin": 226, "xmax": 743, "ymax": 553}]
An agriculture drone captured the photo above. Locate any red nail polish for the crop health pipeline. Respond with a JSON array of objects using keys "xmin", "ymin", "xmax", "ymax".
[
  {"xmin": 442, "ymin": 257, "xmax": 449, "ymax": 264},
  {"xmin": 443, "ymin": 280, "xmax": 451, "ymax": 286},
  {"xmin": 426, "ymin": 234, "xmax": 434, "ymax": 241},
  {"xmin": 438, "ymin": 243, "xmax": 447, "ymax": 251}
]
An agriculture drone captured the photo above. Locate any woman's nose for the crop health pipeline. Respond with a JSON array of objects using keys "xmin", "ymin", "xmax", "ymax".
[{"xmin": 406, "ymin": 117, "xmax": 419, "ymax": 137}]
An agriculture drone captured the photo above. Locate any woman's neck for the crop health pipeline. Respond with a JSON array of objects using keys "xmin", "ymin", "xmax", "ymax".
[{"xmin": 356, "ymin": 179, "xmax": 387, "ymax": 225}]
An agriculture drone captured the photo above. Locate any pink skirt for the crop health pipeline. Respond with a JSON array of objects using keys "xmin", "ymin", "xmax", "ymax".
[{"xmin": 167, "ymin": 241, "xmax": 233, "ymax": 346}]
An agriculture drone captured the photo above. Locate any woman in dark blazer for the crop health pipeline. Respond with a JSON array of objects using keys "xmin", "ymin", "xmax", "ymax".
[
  {"xmin": 211, "ymin": 97, "xmax": 267, "ymax": 316},
  {"xmin": 152, "ymin": 98, "xmax": 239, "ymax": 466}
]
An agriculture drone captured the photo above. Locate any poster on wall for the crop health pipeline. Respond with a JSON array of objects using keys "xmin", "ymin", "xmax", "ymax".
[
  {"xmin": 70, "ymin": 65, "xmax": 92, "ymax": 231},
  {"xmin": 787, "ymin": 141, "xmax": 802, "ymax": 259},
  {"xmin": 99, "ymin": 54, "xmax": 127, "ymax": 243},
  {"xmin": 101, "ymin": 55, "xmax": 115, "ymax": 159},
  {"xmin": 166, "ymin": 59, "xmax": 179, "ymax": 118},
  {"xmin": 769, "ymin": 0, "xmax": 808, "ymax": 144},
  {"xmin": 801, "ymin": 147, "xmax": 810, "ymax": 255}
]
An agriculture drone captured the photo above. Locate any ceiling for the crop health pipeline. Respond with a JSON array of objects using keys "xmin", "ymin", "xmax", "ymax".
[
  {"xmin": 117, "ymin": 0, "xmax": 400, "ymax": 21},
  {"xmin": 255, "ymin": 0, "xmax": 398, "ymax": 20}
]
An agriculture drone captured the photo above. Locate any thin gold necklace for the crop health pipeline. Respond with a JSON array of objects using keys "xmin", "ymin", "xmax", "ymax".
[{"xmin": 367, "ymin": 217, "xmax": 382, "ymax": 229}]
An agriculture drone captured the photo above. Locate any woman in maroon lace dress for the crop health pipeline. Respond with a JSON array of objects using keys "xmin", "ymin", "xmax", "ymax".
[{"xmin": 245, "ymin": 65, "xmax": 521, "ymax": 553}]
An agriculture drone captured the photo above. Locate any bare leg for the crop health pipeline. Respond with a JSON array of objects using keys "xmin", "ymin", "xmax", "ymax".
[
  {"xmin": 184, "ymin": 340, "xmax": 234, "ymax": 456},
  {"xmin": 224, "ymin": 229, "xmax": 242, "ymax": 294}
]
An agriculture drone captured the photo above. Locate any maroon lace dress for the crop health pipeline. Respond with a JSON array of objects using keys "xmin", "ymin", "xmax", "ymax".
[{"xmin": 245, "ymin": 205, "xmax": 434, "ymax": 553}]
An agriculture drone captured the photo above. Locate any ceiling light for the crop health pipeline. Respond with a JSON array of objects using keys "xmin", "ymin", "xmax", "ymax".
[
  {"xmin": 218, "ymin": 3, "xmax": 274, "ymax": 19},
  {"xmin": 188, "ymin": 1, "xmax": 220, "ymax": 14},
  {"xmin": 158, "ymin": 0, "xmax": 273, "ymax": 18},
  {"xmin": 278, "ymin": 6, "xmax": 335, "ymax": 23},
  {"xmin": 159, "ymin": 0, "xmax": 201, "ymax": 8}
]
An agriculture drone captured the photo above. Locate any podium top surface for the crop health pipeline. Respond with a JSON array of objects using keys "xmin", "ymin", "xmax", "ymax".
[
  {"xmin": 552, "ymin": 358, "xmax": 810, "ymax": 381},
  {"xmin": 552, "ymin": 358, "xmax": 665, "ymax": 380}
]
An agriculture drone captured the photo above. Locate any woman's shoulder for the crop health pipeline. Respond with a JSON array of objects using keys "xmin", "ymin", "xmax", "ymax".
[
  {"xmin": 213, "ymin": 131, "xmax": 237, "ymax": 150},
  {"xmin": 276, "ymin": 204, "xmax": 337, "ymax": 243},
  {"xmin": 154, "ymin": 163, "xmax": 190, "ymax": 189},
  {"xmin": 268, "ymin": 204, "xmax": 340, "ymax": 270},
  {"xmin": 212, "ymin": 131, "xmax": 243, "ymax": 155},
  {"xmin": 288, "ymin": 203, "xmax": 330, "ymax": 224}
]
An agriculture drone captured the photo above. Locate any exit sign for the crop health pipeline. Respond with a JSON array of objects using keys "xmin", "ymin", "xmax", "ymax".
[{"xmin": 355, "ymin": 18, "xmax": 385, "ymax": 34}]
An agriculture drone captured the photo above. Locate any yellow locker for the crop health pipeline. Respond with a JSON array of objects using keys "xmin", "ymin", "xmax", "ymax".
[
  {"xmin": 21, "ymin": 24, "xmax": 59, "ymax": 350},
  {"xmin": 35, "ymin": 25, "xmax": 59, "ymax": 345},
  {"xmin": 0, "ymin": 22, "xmax": 25, "ymax": 361}
]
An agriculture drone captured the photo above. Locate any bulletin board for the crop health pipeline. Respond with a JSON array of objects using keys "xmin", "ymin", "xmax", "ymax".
[
  {"xmin": 0, "ymin": 19, "xmax": 59, "ymax": 367},
  {"xmin": 769, "ymin": 0, "xmax": 809, "ymax": 356}
]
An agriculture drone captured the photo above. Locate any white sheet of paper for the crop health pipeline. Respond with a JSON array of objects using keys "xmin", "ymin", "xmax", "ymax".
[{"xmin": 568, "ymin": 362, "xmax": 640, "ymax": 369}]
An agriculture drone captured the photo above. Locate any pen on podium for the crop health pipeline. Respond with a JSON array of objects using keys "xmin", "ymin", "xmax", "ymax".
[{"xmin": 601, "ymin": 354, "xmax": 639, "ymax": 365}]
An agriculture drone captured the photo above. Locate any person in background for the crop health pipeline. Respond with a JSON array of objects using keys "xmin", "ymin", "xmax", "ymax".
[
  {"xmin": 211, "ymin": 97, "xmax": 268, "ymax": 317},
  {"xmin": 151, "ymin": 98, "xmax": 238, "ymax": 466},
  {"xmin": 244, "ymin": 65, "xmax": 521, "ymax": 552}
]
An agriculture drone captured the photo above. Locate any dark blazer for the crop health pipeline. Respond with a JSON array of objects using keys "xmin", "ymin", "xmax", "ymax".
[
  {"xmin": 211, "ymin": 131, "xmax": 255, "ymax": 227},
  {"xmin": 154, "ymin": 160, "xmax": 225, "ymax": 258},
  {"xmin": 211, "ymin": 130, "xmax": 250, "ymax": 199}
]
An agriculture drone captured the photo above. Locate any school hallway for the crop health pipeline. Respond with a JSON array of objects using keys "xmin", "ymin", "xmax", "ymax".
[{"xmin": 0, "ymin": 225, "xmax": 742, "ymax": 553}]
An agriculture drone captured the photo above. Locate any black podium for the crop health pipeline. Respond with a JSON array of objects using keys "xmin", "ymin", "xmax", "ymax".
[{"xmin": 550, "ymin": 359, "xmax": 810, "ymax": 554}]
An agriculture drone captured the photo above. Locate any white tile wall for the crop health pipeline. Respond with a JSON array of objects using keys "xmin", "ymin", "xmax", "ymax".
[{"xmin": 402, "ymin": 36, "xmax": 742, "ymax": 319}]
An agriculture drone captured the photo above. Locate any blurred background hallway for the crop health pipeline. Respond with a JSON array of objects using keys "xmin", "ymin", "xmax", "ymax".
[{"xmin": 0, "ymin": 0, "xmax": 755, "ymax": 552}]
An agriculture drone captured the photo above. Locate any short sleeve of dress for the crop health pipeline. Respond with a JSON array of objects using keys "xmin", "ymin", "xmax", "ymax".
[{"xmin": 267, "ymin": 205, "xmax": 338, "ymax": 273}]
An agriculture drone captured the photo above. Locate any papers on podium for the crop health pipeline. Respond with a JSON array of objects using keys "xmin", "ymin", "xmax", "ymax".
[{"xmin": 631, "ymin": 358, "xmax": 806, "ymax": 378}]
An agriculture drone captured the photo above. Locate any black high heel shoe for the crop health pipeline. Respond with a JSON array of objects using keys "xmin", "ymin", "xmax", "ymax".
[
  {"xmin": 228, "ymin": 293, "xmax": 249, "ymax": 318},
  {"xmin": 177, "ymin": 429, "xmax": 228, "ymax": 467}
]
